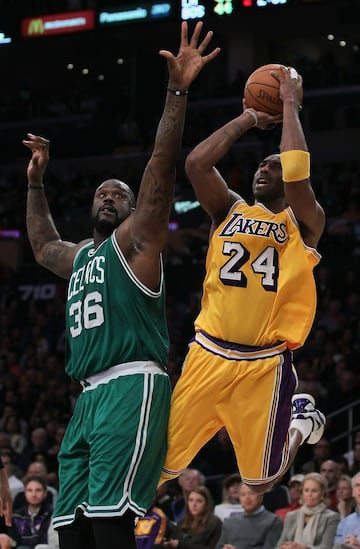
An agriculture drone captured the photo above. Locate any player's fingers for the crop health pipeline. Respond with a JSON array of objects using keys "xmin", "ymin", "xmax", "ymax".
[
  {"xmin": 288, "ymin": 67, "xmax": 298, "ymax": 79},
  {"xmin": 189, "ymin": 20, "xmax": 203, "ymax": 47},
  {"xmin": 197, "ymin": 30, "xmax": 213, "ymax": 53},
  {"xmin": 202, "ymin": 47, "xmax": 221, "ymax": 64}
]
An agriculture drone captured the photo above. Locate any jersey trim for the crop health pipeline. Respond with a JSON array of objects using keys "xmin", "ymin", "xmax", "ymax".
[
  {"xmin": 80, "ymin": 361, "xmax": 167, "ymax": 390},
  {"xmin": 286, "ymin": 207, "xmax": 322, "ymax": 260},
  {"xmin": 111, "ymin": 232, "xmax": 163, "ymax": 298},
  {"xmin": 195, "ymin": 330, "xmax": 287, "ymax": 360},
  {"xmin": 72, "ymin": 240, "xmax": 94, "ymax": 268}
]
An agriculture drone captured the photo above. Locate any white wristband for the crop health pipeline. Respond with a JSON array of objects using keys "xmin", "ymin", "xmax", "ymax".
[{"xmin": 243, "ymin": 108, "xmax": 258, "ymax": 127}]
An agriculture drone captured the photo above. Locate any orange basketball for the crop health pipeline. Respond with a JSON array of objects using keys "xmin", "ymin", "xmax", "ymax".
[{"xmin": 244, "ymin": 63, "xmax": 286, "ymax": 115}]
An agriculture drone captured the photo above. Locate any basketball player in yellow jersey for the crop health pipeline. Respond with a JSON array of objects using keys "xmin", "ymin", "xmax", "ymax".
[{"xmin": 159, "ymin": 66, "xmax": 326, "ymax": 493}]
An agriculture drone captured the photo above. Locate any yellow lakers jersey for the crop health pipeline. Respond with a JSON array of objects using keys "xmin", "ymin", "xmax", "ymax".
[{"xmin": 195, "ymin": 200, "xmax": 321, "ymax": 349}]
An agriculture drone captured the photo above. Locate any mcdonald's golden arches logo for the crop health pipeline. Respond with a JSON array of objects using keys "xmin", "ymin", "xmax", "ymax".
[{"xmin": 28, "ymin": 19, "xmax": 44, "ymax": 35}]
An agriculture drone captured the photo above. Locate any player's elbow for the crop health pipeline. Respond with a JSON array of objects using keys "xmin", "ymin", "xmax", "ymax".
[{"xmin": 185, "ymin": 150, "xmax": 204, "ymax": 180}]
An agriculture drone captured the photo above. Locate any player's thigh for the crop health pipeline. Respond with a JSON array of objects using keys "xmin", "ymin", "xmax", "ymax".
[
  {"xmin": 165, "ymin": 344, "xmax": 227, "ymax": 469},
  {"xmin": 89, "ymin": 373, "xmax": 170, "ymax": 508}
]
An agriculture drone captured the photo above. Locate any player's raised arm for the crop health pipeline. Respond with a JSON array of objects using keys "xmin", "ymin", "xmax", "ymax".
[
  {"xmin": 23, "ymin": 134, "xmax": 90, "ymax": 279},
  {"xmin": 185, "ymin": 105, "xmax": 281, "ymax": 230},
  {"xmin": 119, "ymin": 22, "xmax": 220, "ymax": 250},
  {"xmin": 276, "ymin": 67, "xmax": 325, "ymax": 248}
]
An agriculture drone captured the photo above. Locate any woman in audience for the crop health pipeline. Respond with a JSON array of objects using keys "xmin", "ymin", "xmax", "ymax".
[
  {"xmin": 275, "ymin": 472, "xmax": 340, "ymax": 549},
  {"xmin": 161, "ymin": 485, "xmax": 222, "ymax": 548}
]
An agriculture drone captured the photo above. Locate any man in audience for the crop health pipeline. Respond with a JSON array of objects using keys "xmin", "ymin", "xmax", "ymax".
[
  {"xmin": 301, "ymin": 437, "xmax": 332, "ymax": 473},
  {"xmin": 321, "ymin": 459, "xmax": 340, "ymax": 510},
  {"xmin": 13, "ymin": 460, "xmax": 58, "ymax": 511},
  {"xmin": 215, "ymin": 482, "xmax": 283, "ymax": 549},
  {"xmin": 333, "ymin": 472, "xmax": 360, "ymax": 548}
]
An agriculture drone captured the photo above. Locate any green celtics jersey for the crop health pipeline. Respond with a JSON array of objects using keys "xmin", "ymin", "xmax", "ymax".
[{"xmin": 65, "ymin": 232, "xmax": 169, "ymax": 380}]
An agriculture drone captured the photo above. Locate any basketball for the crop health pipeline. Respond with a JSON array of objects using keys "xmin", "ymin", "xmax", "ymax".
[{"xmin": 244, "ymin": 63, "xmax": 286, "ymax": 115}]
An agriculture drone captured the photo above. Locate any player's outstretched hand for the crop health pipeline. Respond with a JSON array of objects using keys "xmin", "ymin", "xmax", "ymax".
[
  {"xmin": 160, "ymin": 21, "xmax": 221, "ymax": 92},
  {"xmin": 23, "ymin": 133, "xmax": 50, "ymax": 184}
]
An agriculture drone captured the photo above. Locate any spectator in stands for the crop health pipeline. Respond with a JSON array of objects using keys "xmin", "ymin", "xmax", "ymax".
[
  {"xmin": 13, "ymin": 461, "xmax": 58, "ymax": 512},
  {"xmin": 348, "ymin": 442, "xmax": 360, "ymax": 477},
  {"xmin": 0, "ymin": 449, "xmax": 24, "ymax": 501},
  {"xmin": 214, "ymin": 473, "xmax": 243, "ymax": 521},
  {"xmin": 153, "ymin": 484, "xmax": 173, "ymax": 521},
  {"xmin": 301, "ymin": 438, "xmax": 332, "ymax": 474},
  {"xmin": 216, "ymin": 482, "xmax": 283, "ymax": 549},
  {"xmin": 276, "ymin": 474, "xmax": 304, "ymax": 522},
  {"xmin": 344, "ymin": 431, "xmax": 360, "ymax": 471},
  {"xmin": 0, "ymin": 455, "xmax": 12, "ymax": 527},
  {"xmin": 167, "ymin": 468, "xmax": 205, "ymax": 524},
  {"xmin": 333, "ymin": 471, "xmax": 360, "ymax": 548},
  {"xmin": 0, "ymin": 476, "xmax": 55, "ymax": 549},
  {"xmin": 334, "ymin": 455, "xmax": 351, "ymax": 477},
  {"xmin": 263, "ymin": 482, "xmax": 290, "ymax": 514},
  {"xmin": 163, "ymin": 486, "xmax": 222, "ymax": 549},
  {"xmin": 0, "ymin": 405, "xmax": 28, "ymax": 439},
  {"xmin": 275, "ymin": 472, "xmax": 339, "ymax": 549},
  {"xmin": 18, "ymin": 427, "xmax": 49, "ymax": 471},
  {"xmin": 2, "ymin": 414, "xmax": 27, "ymax": 457},
  {"xmin": 320, "ymin": 459, "xmax": 340, "ymax": 510},
  {"xmin": 336, "ymin": 474, "xmax": 356, "ymax": 519}
]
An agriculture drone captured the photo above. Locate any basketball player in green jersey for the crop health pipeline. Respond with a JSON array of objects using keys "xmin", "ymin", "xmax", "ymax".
[
  {"xmin": 160, "ymin": 67, "xmax": 326, "ymax": 494},
  {"xmin": 23, "ymin": 22, "xmax": 220, "ymax": 549}
]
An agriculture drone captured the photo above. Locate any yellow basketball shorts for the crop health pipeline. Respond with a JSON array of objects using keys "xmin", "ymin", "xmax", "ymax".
[{"xmin": 160, "ymin": 331, "xmax": 297, "ymax": 487}]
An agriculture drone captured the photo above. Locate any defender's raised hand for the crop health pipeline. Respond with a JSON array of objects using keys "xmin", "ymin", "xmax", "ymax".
[
  {"xmin": 159, "ymin": 21, "xmax": 221, "ymax": 93},
  {"xmin": 23, "ymin": 133, "xmax": 50, "ymax": 186}
]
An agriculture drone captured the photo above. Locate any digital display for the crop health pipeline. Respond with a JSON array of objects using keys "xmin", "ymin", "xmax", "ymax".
[
  {"xmin": 98, "ymin": 1, "xmax": 175, "ymax": 26},
  {"xmin": 181, "ymin": 0, "xmax": 290, "ymax": 20}
]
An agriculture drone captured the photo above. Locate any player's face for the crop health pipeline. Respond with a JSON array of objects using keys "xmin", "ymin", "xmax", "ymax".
[
  {"xmin": 92, "ymin": 180, "xmax": 134, "ymax": 236},
  {"xmin": 252, "ymin": 154, "xmax": 285, "ymax": 202}
]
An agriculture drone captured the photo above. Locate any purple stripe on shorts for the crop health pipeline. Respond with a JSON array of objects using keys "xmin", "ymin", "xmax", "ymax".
[{"xmin": 268, "ymin": 349, "xmax": 297, "ymax": 477}]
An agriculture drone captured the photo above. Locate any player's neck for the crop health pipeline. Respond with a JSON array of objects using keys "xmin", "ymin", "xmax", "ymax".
[{"xmin": 255, "ymin": 197, "xmax": 286, "ymax": 213}]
